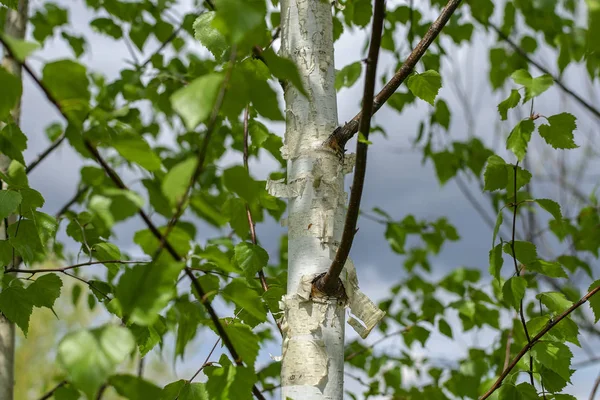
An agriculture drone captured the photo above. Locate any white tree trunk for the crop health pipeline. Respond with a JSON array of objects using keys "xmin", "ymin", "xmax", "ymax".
[
  {"xmin": 276, "ymin": 1, "xmax": 347, "ymax": 398},
  {"xmin": 0, "ymin": 1, "xmax": 29, "ymax": 398}
]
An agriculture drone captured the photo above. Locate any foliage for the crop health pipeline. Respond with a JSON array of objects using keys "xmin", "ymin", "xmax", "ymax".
[{"xmin": 0, "ymin": 0, "xmax": 599, "ymax": 399}]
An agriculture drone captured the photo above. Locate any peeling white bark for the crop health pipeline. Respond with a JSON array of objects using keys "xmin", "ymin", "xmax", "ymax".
[{"xmin": 275, "ymin": 0, "xmax": 347, "ymax": 398}]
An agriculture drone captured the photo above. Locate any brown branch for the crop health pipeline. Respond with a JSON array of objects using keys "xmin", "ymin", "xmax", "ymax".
[
  {"xmin": 243, "ymin": 107, "xmax": 267, "ymax": 293},
  {"xmin": 590, "ymin": 371, "xmax": 600, "ymax": 400},
  {"xmin": 55, "ymin": 185, "xmax": 89, "ymax": 218},
  {"xmin": 38, "ymin": 380, "xmax": 67, "ymax": 400},
  {"xmin": 482, "ymin": 21, "xmax": 600, "ymax": 121},
  {"xmin": 5, "ymin": 259, "xmax": 146, "ymax": 274},
  {"xmin": 324, "ymin": 0, "xmax": 463, "ymax": 152},
  {"xmin": 25, "ymin": 132, "xmax": 66, "ymax": 174},
  {"xmin": 317, "ymin": 0, "xmax": 385, "ymax": 294},
  {"xmin": 509, "ymin": 162, "xmax": 535, "ymax": 386},
  {"xmin": 242, "ymin": 107, "xmax": 283, "ymax": 336},
  {"xmin": 479, "ymin": 284, "xmax": 600, "ymax": 399},
  {"xmin": 2, "ymin": 40, "xmax": 265, "ymax": 400}
]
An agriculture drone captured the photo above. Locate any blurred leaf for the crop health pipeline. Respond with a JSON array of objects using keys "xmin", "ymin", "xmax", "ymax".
[
  {"xmin": 171, "ymin": 72, "xmax": 224, "ymax": 130},
  {"xmin": 57, "ymin": 325, "xmax": 135, "ymax": 399}
]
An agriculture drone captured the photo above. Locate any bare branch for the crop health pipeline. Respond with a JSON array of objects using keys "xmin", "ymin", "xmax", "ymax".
[
  {"xmin": 324, "ymin": 0, "xmax": 463, "ymax": 152},
  {"xmin": 317, "ymin": 0, "xmax": 385, "ymax": 294}
]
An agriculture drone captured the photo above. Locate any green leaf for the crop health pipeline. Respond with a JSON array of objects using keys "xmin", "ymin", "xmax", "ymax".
[
  {"xmin": 0, "ymin": 123, "xmax": 28, "ymax": 165},
  {"xmin": 0, "ymin": 66, "xmax": 22, "ymax": 120},
  {"xmin": 502, "ymin": 277, "xmax": 527, "ymax": 310},
  {"xmin": 438, "ymin": 318, "xmax": 453, "ymax": 338},
  {"xmin": 489, "ymin": 243, "xmax": 504, "ymax": 280},
  {"xmin": 42, "ymin": 60, "xmax": 90, "ymax": 125},
  {"xmin": 538, "ymin": 113, "xmax": 578, "ymax": 149},
  {"xmin": 0, "ymin": 34, "xmax": 40, "ymax": 62},
  {"xmin": 162, "ymin": 157, "xmax": 197, "ymax": 207},
  {"xmin": 62, "ymin": 32, "xmax": 86, "ymax": 57},
  {"xmin": 90, "ymin": 17, "xmax": 123, "ymax": 39},
  {"xmin": 223, "ymin": 197, "xmax": 250, "ymax": 238},
  {"xmin": 502, "ymin": 241, "xmax": 537, "ymax": 264},
  {"xmin": 223, "ymin": 166, "xmax": 260, "ymax": 204},
  {"xmin": 483, "ymin": 155, "xmax": 508, "ymax": 191},
  {"xmin": 492, "ymin": 211, "xmax": 503, "ymax": 247},
  {"xmin": 109, "ymin": 374, "xmax": 162, "ymax": 399},
  {"xmin": 161, "ymin": 380, "xmax": 209, "ymax": 400},
  {"xmin": 170, "ymin": 72, "xmax": 224, "ymax": 130},
  {"xmin": 220, "ymin": 324, "xmax": 260, "ymax": 366},
  {"xmin": 0, "ymin": 190, "xmax": 22, "ymax": 220},
  {"xmin": 532, "ymin": 341, "xmax": 573, "ymax": 382},
  {"xmin": 528, "ymin": 260, "xmax": 567, "ymax": 278},
  {"xmin": 434, "ymin": 99, "xmax": 450, "ymax": 130},
  {"xmin": 27, "ymin": 273, "xmax": 63, "ymax": 308},
  {"xmin": 536, "ymin": 292, "xmax": 573, "ymax": 315},
  {"xmin": 0, "ymin": 285, "xmax": 33, "ymax": 336},
  {"xmin": 498, "ymin": 89, "xmax": 521, "ymax": 120},
  {"xmin": 212, "ymin": 0, "xmax": 265, "ymax": 44},
  {"xmin": 194, "ymin": 11, "xmax": 228, "ymax": 61},
  {"xmin": 406, "ymin": 70, "xmax": 442, "ymax": 105},
  {"xmin": 113, "ymin": 137, "xmax": 162, "ymax": 171},
  {"xmin": 115, "ymin": 262, "xmax": 184, "ymax": 325},
  {"xmin": 431, "ymin": 151, "xmax": 460, "ymax": 185},
  {"xmin": 8, "ymin": 219, "xmax": 45, "ymax": 263},
  {"xmin": 234, "ymin": 242, "xmax": 268, "ymax": 278},
  {"xmin": 535, "ymin": 198, "xmax": 563, "ymax": 222},
  {"xmin": 506, "ymin": 119, "xmax": 534, "ymax": 161},
  {"xmin": 511, "ymin": 69, "xmax": 554, "ymax": 101},
  {"xmin": 58, "ymin": 325, "xmax": 135, "ymax": 399},
  {"xmin": 222, "ymin": 279, "xmax": 267, "ymax": 325},
  {"xmin": 588, "ymin": 280, "xmax": 600, "ymax": 323},
  {"xmin": 260, "ymin": 47, "xmax": 307, "ymax": 97},
  {"xmin": 335, "ymin": 61, "xmax": 362, "ymax": 91}
]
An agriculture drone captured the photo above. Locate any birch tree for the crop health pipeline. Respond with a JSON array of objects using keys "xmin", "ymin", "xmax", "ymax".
[{"xmin": 1, "ymin": 0, "xmax": 600, "ymax": 399}]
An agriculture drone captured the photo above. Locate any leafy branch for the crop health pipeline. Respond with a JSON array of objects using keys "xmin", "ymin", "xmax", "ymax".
[
  {"xmin": 0, "ymin": 37, "xmax": 266, "ymax": 400},
  {"xmin": 480, "ymin": 284, "xmax": 600, "ymax": 399},
  {"xmin": 324, "ymin": 0, "xmax": 463, "ymax": 153}
]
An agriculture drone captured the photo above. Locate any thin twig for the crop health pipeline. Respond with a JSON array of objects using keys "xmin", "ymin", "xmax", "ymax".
[
  {"xmin": 482, "ymin": 21, "xmax": 600, "ymax": 121},
  {"xmin": 324, "ymin": 0, "xmax": 463, "ymax": 152},
  {"xmin": 319, "ymin": 0, "xmax": 385, "ymax": 294},
  {"xmin": 590, "ymin": 371, "xmax": 600, "ymax": 400},
  {"xmin": 242, "ymin": 106, "xmax": 282, "ymax": 336},
  {"xmin": 55, "ymin": 185, "xmax": 89, "ymax": 218},
  {"xmin": 509, "ymin": 162, "xmax": 535, "ymax": 386},
  {"xmin": 479, "ymin": 284, "xmax": 600, "ymax": 399},
  {"xmin": 5, "ymin": 259, "xmax": 145, "ymax": 274},
  {"xmin": 25, "ymin": 132, "xmax": 66, "ymax": 174},
  {"xmin": 38, "ymin": 380, "xmax": 67, "ymax": 400}
]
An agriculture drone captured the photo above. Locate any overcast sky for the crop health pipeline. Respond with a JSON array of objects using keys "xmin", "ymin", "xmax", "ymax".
[{"xmin": 9, "ymin": 0, "xmax": 600, "ymax": 398}]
